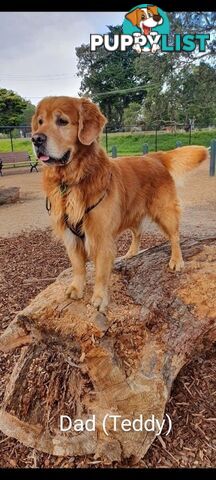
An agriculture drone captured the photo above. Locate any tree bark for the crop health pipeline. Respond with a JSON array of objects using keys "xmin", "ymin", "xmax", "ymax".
[{"xmin": 0, "ymin": 237, "xmax": 215, "ymax": 463}]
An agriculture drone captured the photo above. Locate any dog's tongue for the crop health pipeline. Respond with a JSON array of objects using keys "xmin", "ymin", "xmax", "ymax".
[
  {"xmin": 39, "ymin": 155, "xmax": 50, "ymax": 162},
  {"xmin": 142, "ymin": 26, "xmax": 150, "ymax": 35}
]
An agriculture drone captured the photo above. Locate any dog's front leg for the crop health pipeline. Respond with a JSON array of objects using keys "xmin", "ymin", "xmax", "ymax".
[
  {"xmin": 91, "ymin": 240, "xmax": 116, "ymax": 313},
  {"xmin": 64, "ymin": 229, "xmax": 87, "ymax": 299}
]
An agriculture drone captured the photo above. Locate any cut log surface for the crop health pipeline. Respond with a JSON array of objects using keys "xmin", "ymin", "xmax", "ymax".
[
  {"xmin": 0, "ymin": 187, "xmax": 20, "ymax": 205},
  {"xmin": 0, "ymin": 238, "xmax": 215, "ymax": 463}
]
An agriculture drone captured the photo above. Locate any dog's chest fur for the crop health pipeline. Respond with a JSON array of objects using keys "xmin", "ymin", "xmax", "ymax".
[{"xmin": 44, "ymin": 177, "xmax": 86, "ymax": 238}]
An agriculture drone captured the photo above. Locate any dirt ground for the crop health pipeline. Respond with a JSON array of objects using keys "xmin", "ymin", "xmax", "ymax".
[{"xmin": 0, "ymin": 159, "xmax": 215, "ymax": 468}]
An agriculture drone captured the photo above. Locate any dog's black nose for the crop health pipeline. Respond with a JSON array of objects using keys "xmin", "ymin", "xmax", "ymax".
[
  {"xmin": 32, "ymin": 133, "xmax": 47, "ymax": 147},
  {"xmin": 153, "ymin": 14, "xmax": 161, "ymax": 21}
]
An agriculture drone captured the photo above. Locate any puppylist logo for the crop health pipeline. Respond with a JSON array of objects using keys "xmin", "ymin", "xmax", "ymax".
[{"xmin": 90, "ymin": 4, "xmax": 210, "ymax": 54}]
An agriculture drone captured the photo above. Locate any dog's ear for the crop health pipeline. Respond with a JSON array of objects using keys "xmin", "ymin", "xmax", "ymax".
[
  {"xmin": 125, "ymin": 8, "xmax": 140, "ymax": 26},
  {"xmin": 31, "ymin": 113, "xmax": 37, "ymax": 132},
  {"xmin": 78, "ymin": 98, "xmax": 107, "ymax": 145},
  {"xmin": 147, "ymin": 6, "xmax": 159, "ymax": 16}
]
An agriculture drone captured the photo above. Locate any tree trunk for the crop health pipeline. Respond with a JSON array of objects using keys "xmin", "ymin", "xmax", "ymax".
[{"xmin": 0, "ymin": 237, "xmax": 215, "ymax": 463}]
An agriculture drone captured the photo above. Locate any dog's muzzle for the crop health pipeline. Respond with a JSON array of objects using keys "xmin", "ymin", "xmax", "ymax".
[
  {"xmin": 31, "ymin": 134, "xmax": 71, "ymax": 166},
  {"xmin": 37, "ymin": 150, "xmax": 71, "ymax": 166}
]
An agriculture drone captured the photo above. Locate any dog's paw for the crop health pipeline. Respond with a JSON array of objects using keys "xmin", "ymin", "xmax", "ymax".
[
  {"xmin": 151, "ymin": 44, "xmax": 160, "ymax": 53},
  {"xmin": 91, "ymin": 293, "xmax": 109, "ymax": 313},
  {"xmin": 66, "ymin": 284, "xmax": 84, "ymax": 300},
  {"xmin": 132, "ymin": 44, "xmax": 142, "ymax": 54},
  {"xmin": 121, "ymin": 250, "xmax": 137, "ymax": 260},
  {"xmin": 169, "ymin": 257, "xmax": 184, "ymax": 272}
]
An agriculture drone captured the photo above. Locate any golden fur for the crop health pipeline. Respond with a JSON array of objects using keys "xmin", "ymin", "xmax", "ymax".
[{"xmin": 32, "ymin": 96, "xmax": 209, "ymax": 312}]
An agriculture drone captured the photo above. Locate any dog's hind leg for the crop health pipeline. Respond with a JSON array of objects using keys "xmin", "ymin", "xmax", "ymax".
[
  {"xmin": 168, "ymin": 231, "xmax": 184, "ymax": 272},
  {"xmin": 152, "ymin": 201, "xmax": 184, "ymax": 272},
  {"xmin": 123, "ymin": 227, "xmax": 142, "ymax": 259}
]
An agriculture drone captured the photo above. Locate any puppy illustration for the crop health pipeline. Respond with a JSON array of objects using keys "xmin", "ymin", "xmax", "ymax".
[{"xmin": 125, "ymin": 5, "xmax": 163, "ymax": 53}]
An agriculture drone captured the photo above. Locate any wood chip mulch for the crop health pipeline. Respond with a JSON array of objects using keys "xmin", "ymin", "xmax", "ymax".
[{"xmin": 0, "ymin": 229, "xmax": 215, "ymax": 468}]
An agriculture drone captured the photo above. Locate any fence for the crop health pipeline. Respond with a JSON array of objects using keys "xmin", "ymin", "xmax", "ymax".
[
  {"xmin": 104, "ymin": 128, "xmax": 192, "ymax": 156},
  {"xmin": 0, "ymin": 125, "xmax": 215, "ymax": 176},
  {"xmin": 0, "ymin": 126, "xmax": 32, "ymax": 152},
  {"xmin": 104, "ymin": 123, "xmax": 203, "ymax": 156},
  {"xmin": 103, "ymin": 124, "xmax": 216, "ymax": 177}
]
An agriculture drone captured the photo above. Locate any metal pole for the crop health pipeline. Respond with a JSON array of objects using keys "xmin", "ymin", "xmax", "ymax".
[
  {"xmin": 105, "ymin": 126, "xmax": 108, "ymax": 153},
  {"xmin": 9, "ymin": 129, "xmax": 14, "ymax": 152},
  {"xmin": 210, "ymin": 140, "xmax": 216, "ymax": 176},
  {"xmin": 189, "ymin": 125, "xmax": 192, "ymax": 145},
  {"xmin": 111, "ymin": 146, "xmax": 117, "ymax": 158},
  {"xmin": 155, "ymin": 127, "xmax": 158, "ymax": 152},
  {"xmin": 142, "ymin": 143, "xmax": 149, "ymax": 154}
]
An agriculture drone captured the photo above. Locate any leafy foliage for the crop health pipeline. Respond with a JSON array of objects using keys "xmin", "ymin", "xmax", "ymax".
[
  {"xmin": 19, "ymin": 102, "xmax": 36, "ymax": 126},
  {"xmin": 123, "ymin": 102, "xmax": 143, "ymax": 127},
  {"xmin": 0, "ymin": 89, "xmax": 28, "ymax": 130},
  {"xmin": 76, "ymin": 26, "xmax": 147, "ymax": 128},
  {"xmin": 76, "ymin": 13, "xmax": 216, "ymax": 129}
]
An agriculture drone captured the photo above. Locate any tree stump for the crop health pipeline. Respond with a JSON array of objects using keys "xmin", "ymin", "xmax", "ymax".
[
  {"xmin": 0, "ymin": 237, "xmax": 215, "ymax": 463},
  {"xmin": 0, "ymin": 187, "xmax": 20, "ymax": 205}
]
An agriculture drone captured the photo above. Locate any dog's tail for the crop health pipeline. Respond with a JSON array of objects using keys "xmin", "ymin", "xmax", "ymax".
[{"xmin": 154, "ymin": 145, "xmax": 209, "ymax": 178}]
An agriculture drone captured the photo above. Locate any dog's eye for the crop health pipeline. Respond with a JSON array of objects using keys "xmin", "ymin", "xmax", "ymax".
[
  {"xmin": 38, "ymin": 118, "xmax": 43, "ymax": 125},
  {"xmin": 56, "ymin": 118, "xmax": 69, "ymax": 126}
]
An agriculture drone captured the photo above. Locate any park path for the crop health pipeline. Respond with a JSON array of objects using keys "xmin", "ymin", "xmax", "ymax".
[{"xmin": 0, "ymin": 160, "xmax": 215, "ymax": 238}]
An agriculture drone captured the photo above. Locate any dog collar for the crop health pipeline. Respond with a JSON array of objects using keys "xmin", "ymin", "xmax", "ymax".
[{"xmin": 59, "ymin": 182, "xmax": 68, "ymax": 196}]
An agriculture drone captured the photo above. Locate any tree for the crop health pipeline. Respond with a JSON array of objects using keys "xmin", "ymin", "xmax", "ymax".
[
  {"xmin": 19, "ymin": 101, "xmax": 36, "ymax": 126},
  {"xmin": 76, "ymin": 26, "xmax": 147, "ymax": 128},
  {"xmin": 170, "ymin": 11, "xmax": 216, "ymax": 64},
  {"xmin": 0, "ymin": 89, "xmax": 28, "ymax": 131},
  {"xmin": 123, "ymin": 102, "xmax": 142, "ymax": 127},
  {"xmin": 0, "ymin": 237, "xmax": 215, "ymax": 461},
  {"xmin": 138, "ymin": 61, "xmax": 216, "ymax": 130},
  {"xmin": 134, "ymin": 12, "xmax": 216, "ymax": 129},
  {"xmin": 178, "ymin": 62, "xmax": 216, "ymax": 127},
  {"xmin": 75, "ymin": 13, "xmax": 216, "ymax": 130}
]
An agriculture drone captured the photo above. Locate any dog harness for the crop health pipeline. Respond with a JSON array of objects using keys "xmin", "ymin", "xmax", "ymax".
[{"xmin": 45, "ymin": 181, "xmax": 108, "ymax": 241}]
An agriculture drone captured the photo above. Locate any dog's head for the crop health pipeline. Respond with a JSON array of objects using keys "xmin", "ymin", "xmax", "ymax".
[
  {"xmin": 31, "ymin": 96, "xmax": 107, "ymax": 167},
  {"xmin": 125, "ymin": 6, "xmax": 162, "ymax": 33}
]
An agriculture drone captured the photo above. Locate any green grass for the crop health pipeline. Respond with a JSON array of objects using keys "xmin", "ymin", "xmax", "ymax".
[
  {"xmin": 101, "ymin": 130, "xmax": 216, "ymax": 155},
  {"xmin": 0, "ymin": 130, "xmax": 215, "ymax": 159},
  {"xmin": 0, "ymin": 138, "xmax": 35, "ymax": 157}
]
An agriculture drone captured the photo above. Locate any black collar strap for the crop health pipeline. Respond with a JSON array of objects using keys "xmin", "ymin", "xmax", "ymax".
[
  {"xmin": 85, "ymin": 191, "xmax": 106, "ymax": 215},
  {"xmin": 64, "ymin": 215, "xmax": 85, "ymax": 240},
  {"xmin": 45, "ymin": 191, "xmax": 106, "ymax": 240}
]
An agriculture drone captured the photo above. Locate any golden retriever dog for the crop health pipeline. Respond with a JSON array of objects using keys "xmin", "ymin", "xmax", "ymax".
[{"xmin": 31, "ymin": 97, "xmax": 208, "ymax": 312}]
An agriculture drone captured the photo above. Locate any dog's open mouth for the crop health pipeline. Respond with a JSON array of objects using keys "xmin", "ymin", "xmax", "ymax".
[
  {"xmin": 38, "ymin": 150, "xmax": 71, "ymax": 166},
  {"xmin": 141, "ymin": 25, "xmax": 151, "ymax": 35}
]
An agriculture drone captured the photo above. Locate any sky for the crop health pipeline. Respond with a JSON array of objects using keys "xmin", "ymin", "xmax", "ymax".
[{"xmin": 0, "ymin": 12, "xmax": 123, "ymax": 106}]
